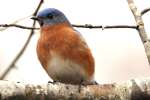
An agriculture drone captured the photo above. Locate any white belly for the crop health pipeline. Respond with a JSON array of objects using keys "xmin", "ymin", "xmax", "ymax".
[{"xmin": 46, "ymin": 51, "xmax": 88, "ymax": 84}]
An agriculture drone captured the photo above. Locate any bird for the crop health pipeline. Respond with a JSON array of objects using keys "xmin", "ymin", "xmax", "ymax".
[{"xmin": 31, "ymin": 8, "xmax": 96, "ymax": 85}]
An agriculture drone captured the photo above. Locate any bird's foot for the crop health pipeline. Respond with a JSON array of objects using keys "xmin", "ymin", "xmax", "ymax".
[{"xmin": 78, "ymin": 80, "xmax": 98, "ymax": 92}]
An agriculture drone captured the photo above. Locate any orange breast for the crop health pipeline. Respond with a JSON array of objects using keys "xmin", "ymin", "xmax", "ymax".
[{"xmin": 37, "ymin": 22, "xmax": 95, "ymax": 79}]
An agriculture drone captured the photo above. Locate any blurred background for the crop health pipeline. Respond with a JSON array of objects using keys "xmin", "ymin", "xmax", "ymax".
[{"xmin": 0, "ymin": 0, "xmax": 150, "ymax": 84}]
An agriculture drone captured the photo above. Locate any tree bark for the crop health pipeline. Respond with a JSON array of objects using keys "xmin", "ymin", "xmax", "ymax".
[{"xmin": 1, "ymin": 78, "xmax": 150, "ymax": 100}]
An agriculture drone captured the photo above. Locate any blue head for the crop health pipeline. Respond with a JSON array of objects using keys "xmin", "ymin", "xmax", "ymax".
[{"xmin": 32, "ymin": 8, "xmax": 70, "ymax": 26}]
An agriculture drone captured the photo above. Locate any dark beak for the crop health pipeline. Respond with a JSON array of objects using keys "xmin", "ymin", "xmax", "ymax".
[{"xmin": 31, "ymin": 16, "xmax": 39, "ymax": 21}]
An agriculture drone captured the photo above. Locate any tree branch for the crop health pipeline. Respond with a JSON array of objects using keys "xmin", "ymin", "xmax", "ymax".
[
  {"xmin": 1, "ymin": 77, "xmax": 150, "ymax": 100},
  {"xmin": 0, "ymin": 24, "xmax": 39, "ymax": 30},
  {"xmin": 127, "ymin": 0, "xmax": 148, "ymax": 43},
  {"xmin": 141, "ymin": 8, "xmax": 150, "ymax": 15},
  {"xmin": 0, "ymin": 24, "xmax": 138, "ymax": 30},
  {"xmin": 72, "ymin": 24, "xmax": 138, "ymax": 29},
  {"xmin": 127, "ymin": 0, "xmax": 150, "ymax": 64},
  {"xmin": 0, "ymin": 0, "xmax": 44, "ymax": 80},
  {"xmin": 0, "ymin": 15, "xmax": 32, "ymax": 31},
  {"xmin": 0, "ymin": 32, "xmax": 33, "ymax": 79}
]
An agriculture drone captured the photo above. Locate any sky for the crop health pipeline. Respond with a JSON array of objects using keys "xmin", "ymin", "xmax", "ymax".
[{"xmin": 0, "ymin": 0, "xmax": 150, "ymax": 84}]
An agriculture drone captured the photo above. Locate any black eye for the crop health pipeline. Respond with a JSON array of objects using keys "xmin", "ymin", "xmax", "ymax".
[{"xmin": 47, "ymin": 14, "xmax": 54, "ymax": 19}]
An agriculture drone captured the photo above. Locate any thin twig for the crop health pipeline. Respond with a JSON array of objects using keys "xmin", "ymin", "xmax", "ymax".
[
  {"xmin": 0, "ymin": 0, "xmax": 44, "ymax": 80},
  {"xmin": 104, "ymin": 25, "xmax": 137, "ymax": 29},
  {"xmin": 141, "ymin": 8, "xmax": 150, "ymax": 15},
  {"xmin": 0, "ymin": 24, "xmax": 39, "ymax": 30},
  {"xmin": 33, "ymin": 0, "xmax": 44, "ymax": 16},
  {"xmin": 72, "ymin": 24, "xmax": 138, "ymax": 29},
  {"xmin": 72, "ymin": 24, "xmax": 103, "ymax": 28},
  {"xmin": 0, "ymin": 30, "xmax": 34, "ymax": 79},
  {"xmin": 0, "ymin": 24, "xmax": 137, "ymax": 30},
  {"xmin": 0, "ymin": 15, "xmax": 32, "ymax": 31}
]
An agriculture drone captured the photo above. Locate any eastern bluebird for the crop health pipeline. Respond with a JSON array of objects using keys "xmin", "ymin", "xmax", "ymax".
[{"xmin": 31, "ymin": 8, "xmax": 96, "ymax": 85}]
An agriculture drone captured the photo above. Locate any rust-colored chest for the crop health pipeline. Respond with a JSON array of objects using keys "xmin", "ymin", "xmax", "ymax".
[{"xmin": 36, "ymin": 23, "xmax": 95, "ymax": 77}]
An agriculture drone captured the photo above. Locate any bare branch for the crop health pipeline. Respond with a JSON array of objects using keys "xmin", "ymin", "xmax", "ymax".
[
  {"xmin": 72, "ymin": 24, "xmax": 137, "ymax": 29},
  {"xmin": 1, "ymin": 78, "xmax": 150, "ymax": 100},
  {"xmin": 0, "ymin": 24, "xmax": 39, "ymax": 30},
  {"xmin": 0, "ymin": 33, "xmax": 33, "ymax": 79},
  {"xmin": 127, "ymin": 0, "xmax": 148, "ymax": 43},
  {"xmin": 0, "ymin": 23, "xmax": 137, "ymax": 30},
  {"xmin": 127, "ymin": 0, "xmax": 150, "ymax": 64},
  {"xmin": 0, "ymin": 15, "xmax": 32, "ymax": 31},
  {"xmin": 33, "ymin": 0, "xmax": 44, "ymax": 16},
  {"xmin": 0, "ymin": 0, "xmax": 44, "ymax": 80},
  {"xmin": 141, "ymin": 8, "xmax": 150, "ymax": 15}
]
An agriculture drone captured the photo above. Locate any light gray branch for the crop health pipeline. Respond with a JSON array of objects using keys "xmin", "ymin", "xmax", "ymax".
[
  {"xmin": 0, "ymin": 78, "xmax": 150, "ymax": 100},
  {"xmin": 127, "ymin": 0, "xmax": 150, "ymax": 64}
]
